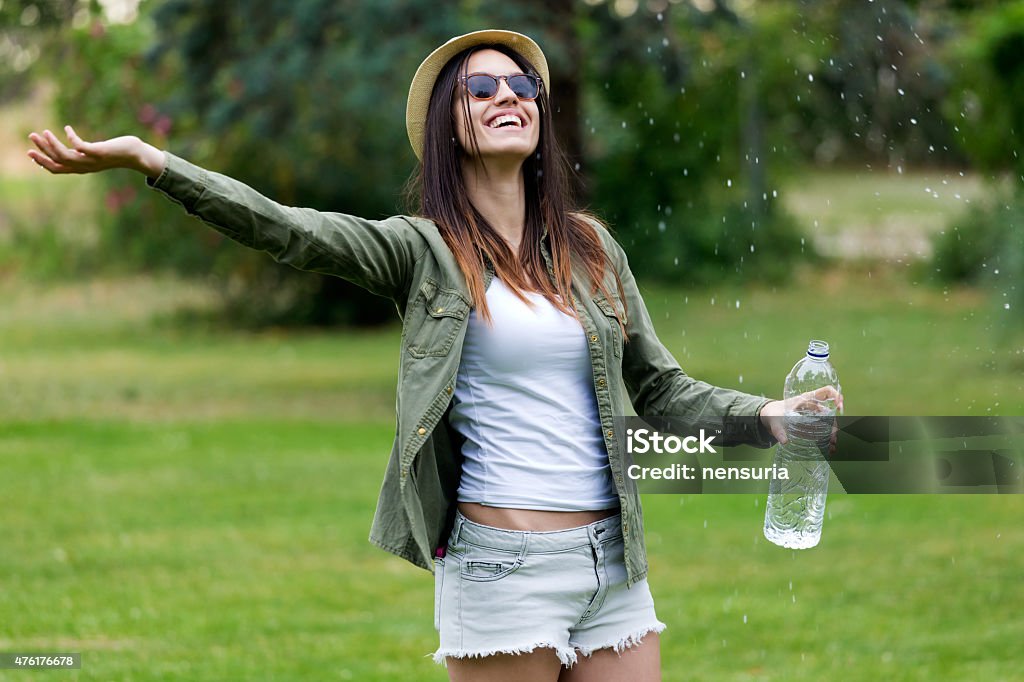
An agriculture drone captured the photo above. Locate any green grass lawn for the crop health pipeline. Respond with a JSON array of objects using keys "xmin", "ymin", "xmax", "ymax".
[
  {"xmin": 779, "ymin": 167, "xmax": 991, "ymax": 260},
  {"xmin": 1, "ymin": 270, "xmax": 1021, "ymax": 681}
]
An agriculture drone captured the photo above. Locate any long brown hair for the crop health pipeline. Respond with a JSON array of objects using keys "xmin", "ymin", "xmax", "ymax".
[{"xmin": 406, "ymin": 43, "xmax": 626, "ymax": 330}]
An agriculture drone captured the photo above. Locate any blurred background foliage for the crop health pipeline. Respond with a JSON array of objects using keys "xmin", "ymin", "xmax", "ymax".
[{"xmin": 1, "ymin": 0, "xmax": 1022, "ymax": 327}]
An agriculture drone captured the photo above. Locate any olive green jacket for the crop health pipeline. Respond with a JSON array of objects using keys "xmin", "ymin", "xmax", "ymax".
[{"xmin": 147, "ymin": 151, "xmax": 775, "ymax": 587}]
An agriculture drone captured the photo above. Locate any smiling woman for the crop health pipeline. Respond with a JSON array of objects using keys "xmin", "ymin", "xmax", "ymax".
[{"xmin": 25, "ymin": 28, "xmax": 812, "ymax": 682}]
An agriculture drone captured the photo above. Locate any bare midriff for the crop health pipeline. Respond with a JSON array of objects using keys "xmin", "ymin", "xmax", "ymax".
[{"xmin": 458, "ymin": 501, "xmax": 620, "ymax": 531}]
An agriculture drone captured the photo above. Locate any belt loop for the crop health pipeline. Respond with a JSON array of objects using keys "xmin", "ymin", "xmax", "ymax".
[{"xmin": 452, "ymin": 510, "xmax": 464, "ymax": 546}]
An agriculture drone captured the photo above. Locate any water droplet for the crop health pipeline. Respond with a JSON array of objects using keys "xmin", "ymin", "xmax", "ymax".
[
  {"xmin": 704, "ymin": 519, "xmax": 708, "ymax": 528},
  {"xmin": 808, "ymin": 74, "xmax": 814, "ymax": 82},
  {"xmin": 743, "ymin": 614, "xmax": 748, "ymax": 624},
  {"xmin": 1005, "ymin": 303, "xmax": 1011, "ymax": 310},
  {"xmin": 727, "ymin": 179, "xmax": 733, "ymax": 187},
  {"xmin": 738, "ymin": 374, "xmax": 744, "ymax": 384},
  {"xmin": 658, "ymin": 221, "xmax": 667, "ymax": 233},
  {"xmin": 910, "ymin": 118, "xmax": 918, "ymax": 125}
]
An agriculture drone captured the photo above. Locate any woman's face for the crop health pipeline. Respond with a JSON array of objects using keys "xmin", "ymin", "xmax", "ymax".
[{"xmin": 452, "ymin": 49, "xmax": 541, "ymax": 163}]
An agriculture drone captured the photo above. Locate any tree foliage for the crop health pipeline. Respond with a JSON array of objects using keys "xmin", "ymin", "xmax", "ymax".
[{"xmin": 41, "ymin": 0, "xmax": 1006, "ymax": 325}]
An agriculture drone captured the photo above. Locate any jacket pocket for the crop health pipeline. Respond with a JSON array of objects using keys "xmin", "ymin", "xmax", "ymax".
[
  {"xmin": 405, "ymin": 279, "xmax": 470, "ymax": 358},
  {"xmin": 593, "ymin": 294, "xmax": 625, "ymax": 358}
]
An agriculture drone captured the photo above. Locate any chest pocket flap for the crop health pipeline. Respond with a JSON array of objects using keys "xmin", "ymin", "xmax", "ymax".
[{"xmin": 406, "ymin": 279, "xmax": 470, "ymax": 358}]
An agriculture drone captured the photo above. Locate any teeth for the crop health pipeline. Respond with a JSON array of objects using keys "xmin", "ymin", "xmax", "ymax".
[{"xmin": 489, "ymin": 114, "xmax": 522, "ymax": 128}]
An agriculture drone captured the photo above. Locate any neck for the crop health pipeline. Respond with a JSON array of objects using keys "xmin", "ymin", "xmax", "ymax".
[{"xmin": 462, "ymin": 157, "xmax": 527, "ymax": 252}]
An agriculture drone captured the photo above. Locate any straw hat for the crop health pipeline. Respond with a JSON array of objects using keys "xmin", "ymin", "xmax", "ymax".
[{"xmin": 406, "ymin": 29, "xmax": 550, "ymax": 160}]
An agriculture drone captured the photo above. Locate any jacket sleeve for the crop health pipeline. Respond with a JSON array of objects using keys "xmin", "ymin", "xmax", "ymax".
[
  {"xmin": 146, "ymin": 151, "xmax": 421, "ymax": 301},
  {"xmin": 605, "ymin": 235, "xmax": 776, "ymax": 447}
]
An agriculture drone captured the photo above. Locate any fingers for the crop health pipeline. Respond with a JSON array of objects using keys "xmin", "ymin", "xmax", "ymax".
[
  {"xmin": 28, "ymin": 127, "xmax": 91, "ymax": 174},
  {"xmin": 27, "ymin": 132, "xmax": 69, "ymax": 173},
  {"xmin": 805, "ymin": 385, "xmax": 845, "ymax": 412},
  {"xmin": 26, "ymin": 148, "xmax": 68, "ymax": 174},
  {"xmin": 65, "ymin": 125, "xmax": 96, "ymax": 155},
  {"xmin": 28, "ymin": 131, "xmax": 58, "ymax": 160},
  {"xmin": 44, "ymin": 129, "xmax": 84, "ymax": 163}
]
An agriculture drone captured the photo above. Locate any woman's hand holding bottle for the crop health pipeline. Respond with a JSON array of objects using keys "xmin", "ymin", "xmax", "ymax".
[{"xmin": 27, "ymin": 126, "xmax": 165, "ymax": 179}]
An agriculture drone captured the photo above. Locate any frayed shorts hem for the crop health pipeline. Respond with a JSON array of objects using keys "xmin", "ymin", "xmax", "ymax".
[
  {"xmin": 429, "ymin": 621, "xmax": 666, "ymax": 669},
  {"xmin": 575, "ymin": 621, "xmax": 667, "ymax": 659},
  {"xmin": 429, "ymin": 641, "xmax": 579, "ymax": 667}
]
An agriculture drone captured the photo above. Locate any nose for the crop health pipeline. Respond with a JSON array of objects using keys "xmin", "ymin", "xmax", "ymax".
[{"xmin": 493, "ymin": 76, "xmax": 519, "ymax": 105}]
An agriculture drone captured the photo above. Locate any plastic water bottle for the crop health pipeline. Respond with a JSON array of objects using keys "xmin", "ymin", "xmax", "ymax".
[{"xmin": 763, "ymin": 340, "xmax": 840, "ymax": 549}]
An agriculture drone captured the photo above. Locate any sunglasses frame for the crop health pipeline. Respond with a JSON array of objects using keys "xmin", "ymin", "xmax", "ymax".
[{"xmin": 458, "ymin": 72, "xmax": 543, "ymax": 102}]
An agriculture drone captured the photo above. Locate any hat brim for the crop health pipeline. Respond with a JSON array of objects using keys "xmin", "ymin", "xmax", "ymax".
[{"xmin": 406, "ymin": 29, "xmax": 550, "ymax": 161}]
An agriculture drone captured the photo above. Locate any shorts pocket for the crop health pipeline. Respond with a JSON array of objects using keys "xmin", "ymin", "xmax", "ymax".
[
  {"xmin": 433, "ymin": 556, "xmax": 445, "ymax": 631},
  {"xmin": 459, "ymin": 545, "xmax": 525, "ymax": 583}
]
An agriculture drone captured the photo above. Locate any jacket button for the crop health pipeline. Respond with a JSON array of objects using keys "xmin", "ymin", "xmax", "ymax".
[
  {"xmin": 597, "ymin": 378, "xmax": 606, "ymax": 387},
  {"xmin": 606, "ymin": 429, "xmax": 614, "ymax": 438},
  {"xmin": 417, "ymin": 427, "xmax": 427, "ymax": 436},
  {"xmin": 590, "ymin": 334, "xmax": 598, "ymax": 342},
  {"xmin": 446, "ymin": 386, "xmax": 453, "ymax": 394}
]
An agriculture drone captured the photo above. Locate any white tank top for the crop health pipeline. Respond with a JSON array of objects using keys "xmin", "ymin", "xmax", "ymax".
[{"xmin": 450, "ymin": 276, "xmax": 619, "ymax": 511}]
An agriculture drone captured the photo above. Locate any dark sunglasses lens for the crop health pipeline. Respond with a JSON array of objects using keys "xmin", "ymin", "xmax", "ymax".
[
  {"xmin": 508, "ymin": 75, "xmax": 539, "ymax": 99},
  {"xmin": 466, "ymin": 75, "xmax": 498, "ymax": 99}
]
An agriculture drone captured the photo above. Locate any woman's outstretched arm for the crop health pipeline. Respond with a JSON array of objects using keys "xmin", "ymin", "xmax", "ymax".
[{"xmin": 27, "ymin": 126, "xmax": 420, "ymax": 301}]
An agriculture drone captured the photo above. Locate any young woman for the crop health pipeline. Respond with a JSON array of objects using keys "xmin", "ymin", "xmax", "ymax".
[{"xmin": 28, "ymin": 29, "xmax": 839, "ymax": 682}]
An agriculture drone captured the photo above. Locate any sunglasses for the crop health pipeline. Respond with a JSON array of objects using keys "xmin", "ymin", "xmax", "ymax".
[{"xmin": 459, "ymin": 72, "xmax": 542, "ymax": 101}]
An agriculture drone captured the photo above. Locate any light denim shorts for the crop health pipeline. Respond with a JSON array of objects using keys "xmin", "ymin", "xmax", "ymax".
[{"xmin": 430, "ymin": 509, "xmax": 666, "ymax": 668}]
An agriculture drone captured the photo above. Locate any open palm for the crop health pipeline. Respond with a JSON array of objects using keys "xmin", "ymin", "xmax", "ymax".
[{"xmin": 27, "ymin": 126, "xmax": 156, "ymax": 176}]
